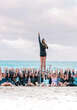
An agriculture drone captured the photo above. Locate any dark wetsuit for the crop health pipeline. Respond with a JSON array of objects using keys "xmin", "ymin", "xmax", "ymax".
[
  {"xmin": 38, "ymin": 35, "xmax": 48, "ymax": 57},
  {"xmin": 0, "ymin": 78, "xmax": 7, "ymax": 85}
]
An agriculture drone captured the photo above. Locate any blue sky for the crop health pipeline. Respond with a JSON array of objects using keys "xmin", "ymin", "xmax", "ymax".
[{"xmin": 0, "ymin": 0, "xmax": 77, "ymax": 61}]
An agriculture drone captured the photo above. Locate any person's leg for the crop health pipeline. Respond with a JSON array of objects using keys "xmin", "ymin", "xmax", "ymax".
[
  {"xmin": 40, "ymin": 57, "xmax": 43, "ymax": 73},
  {"xmin": 41, "ymin": 82, "xmax": 45, "ymax": 87},
  {"xmin": 1, "ymin": 82, "xmax": 12, "ymax": 86},
  {"xmin": 28, "ymin": 83, "xmax": 34, "ymax": 86},
  {"xmin": 43, "ymin": 57, "xmax": 46, "ymax": 72}
]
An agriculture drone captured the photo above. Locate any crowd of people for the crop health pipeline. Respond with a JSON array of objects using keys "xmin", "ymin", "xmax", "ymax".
[{"xmin": 0, "ymin": 67, "xmax": 77, "ymax": 87}]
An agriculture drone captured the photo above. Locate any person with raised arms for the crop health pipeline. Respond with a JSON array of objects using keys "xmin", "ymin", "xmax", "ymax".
[{"xmin": 38, "ymin": 32, "xmax": 48, "ymax": 74}]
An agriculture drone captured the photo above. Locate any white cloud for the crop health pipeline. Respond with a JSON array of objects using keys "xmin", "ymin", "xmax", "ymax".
[
  {"xmin": 1, "ymin": 39, "xmax": 33, "ymax": 48},
  {"xmin": 47, "ymin": 7, "xmax": 77, "ymax": 27},
  {"xmin": 47, "ymin": 43, "xmax": 77, "ymax": 61},
  {"xmin": 0, "ymin": 15, "xmax": 24, "ymax": 35},
  {"xmin": 48, "ymin": 43, "xmax": 73, "ymax": 50},
  {"xmin": 0, "ymin": 0, "xmax": 22, "ymax": 8},
  {"xmin": 0, "ymin": 0, "xmax": 77, "ymax": 61}
]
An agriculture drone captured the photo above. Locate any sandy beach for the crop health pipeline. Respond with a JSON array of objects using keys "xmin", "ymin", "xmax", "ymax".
[{"xmin": 0, "ymin": 87, "xmax": 77, "ymax": 110}]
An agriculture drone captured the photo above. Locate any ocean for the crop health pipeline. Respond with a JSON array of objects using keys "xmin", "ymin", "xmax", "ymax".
[{"xmin": 0, "ymin": 60, "xmax": 77, "ymax": 72}]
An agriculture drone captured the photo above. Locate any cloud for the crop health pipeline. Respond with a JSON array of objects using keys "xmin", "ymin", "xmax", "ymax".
[
  {"xmin": 0, "ymin": 0, "xmax": 77, "ymax": 61},
  {"xmin": 1, "ymin": 39, "xmax": 33, "ymax": 48},
  {"xmin": 49, "ymin": 44, "xmax": 73, "ymax": 50},
  {"xmin": 0, "ymin": 0, "xmax": 22, "ymax": 8},
  {"xmin": 47, "ymin": 43, "xmax": 77, "ymax": 61},
  {"xmin": 47, "ymin": 7, "xmax": 77, "ymax": 27}
]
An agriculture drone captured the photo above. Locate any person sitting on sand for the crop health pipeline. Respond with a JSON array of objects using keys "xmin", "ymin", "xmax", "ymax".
[
  {"xmin": 28, "ymin": 71, "xmax": 39, "ymax": 86},
  {"xmin": 51, "ymin": 73, "xmax": 58, "ymax": 87},
  {"xmin": 63, "ymin": 71, "xmax": 69, "ymax": 86},
  {"xmin": 41, "ymin": 74, "xmax": 49, "ymax": 87},
  {"xmin": 34, "ymin": 71, "xmax": 39, "ymax": 86},
  {"xmin": 48, "ymin": 73, "xmax": 52, "ymax": 86},
  {"xmin": 24, "ymin": 73, "xmax": 28, "ymax": 86},
  {"xmin": 58, "ymin": 71, "xmax": 68, "ymax": 87},
  {"xmin": 27, "ymin": 71, "xmax": 34, "ymax": 86},
  {"xmin": 19, "ymin": 73, "xmax": 25, "ymax": 86},
  {"xmin": 30, "ymin": 73, "xmax": 36, "ymax": 86},
  {"xmin": 14, "ymin": 73, "xmax": 20, "ymax": 86},
  {"xmin": 0, "ymin": 69, "xmax": 13, "ymax": 86},
  {"xmin": 58, "ymin": 72, "xmax": 65, "ymax": 86},
  {"xmin": 67, "ymin": 70, "xmax": 75, "ymax": 86}
]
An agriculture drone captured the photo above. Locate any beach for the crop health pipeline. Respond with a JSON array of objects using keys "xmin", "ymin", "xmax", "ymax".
[{"xmin": 0, "ymin": 87, "xmax": 77, "ymax": 110}]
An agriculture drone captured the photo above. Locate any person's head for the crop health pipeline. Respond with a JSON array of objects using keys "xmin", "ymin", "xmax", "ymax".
[
  {"xmin": 55, "ymin": 69, "xmax": 58, "ymax": 74},
  {"xmin": 60, "ymin": 69, "xmax": 63, "ymax": 74},
  {"xmin": 35, "ymin": 71, "xmax": 38, "ymax": 77},
  {"xmin": 53, "ymin": 73, "xmax": 57, "ymax": 78},
  {"xmin": 16, "ymin": 68, "xmax": 19, "ymax": 73},
  {"xmin": 42, "ymin": 38, "xmax": 46, "ymax": 44},
  {"xmin": 13, "ymin": 73, "xmax": 16, "ymax": 78},
  {"xmin": 48, "ymin": 74, "xmax": 51, "ymax": 78},
  {"xmin": 72, "ymin": 69, "xmax": 75, "ymax": 75},
  {"xmin": 42, "ymin": 74, "xmax": 45, "ymax": 79},
  {"xmin": 28, "ymin": 72, "xmax": 32, "ymax": 77},
  {"xmin": 60, "ymin": 73, "xmax": 64, "ymax": 79},
  {"xmin": 25, "ymin": 73, "xmax": 27, "ymax": 78},
  {"xmin": 32, "ymin": 73, "xmax": 35, "ymax": 78},
  {"xmin": 68, "ymin": 70, "xmax": 72, "ymax": 78},
  {"xmin": 45, "ymin": 75, "xmax": 48, "ymax": 80},
  {"xmin": 3, "ymin": 73, "xmax": 6, "ymax": 78},
  {"xmin": 20, "ymin": 73, "xmax": 23, "ymax": 78},
  {"xmin": 64, "ymin": 70, "xmax": 67, "ymax": 75},
  {"xmin": 8, "ymin": 73, "xmax": 10, "ymax": 78},
  {"xmin": 2, "ymin": 73, "xmax": 4, "ymax": 77}
]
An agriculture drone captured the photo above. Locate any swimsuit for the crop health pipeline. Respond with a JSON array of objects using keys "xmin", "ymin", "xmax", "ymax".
[
  {"xmin": 43, "ymin": 79, "xmax": 49, "ymax": 85},
  {"xmin": 38, "ymin": 36, "xmax": 48, "ymax": 57},
  {"xmin": 52, "ymin": 78, "xmax": 58, "ymax": 85},
  {"xmin": 0, "ymin": 78, "xmax": 7, "ymax": 85}
]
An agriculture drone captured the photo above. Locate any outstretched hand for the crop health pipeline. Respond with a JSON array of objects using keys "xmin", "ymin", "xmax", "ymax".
[{"xmin": 38, "ymin": 32, "xmax": 40, "ymax": 37}]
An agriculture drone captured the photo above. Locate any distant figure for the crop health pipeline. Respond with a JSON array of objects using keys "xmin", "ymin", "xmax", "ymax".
[{"xmin": 38, "ymin": 32, "xmax": 48, "ymax": 73}]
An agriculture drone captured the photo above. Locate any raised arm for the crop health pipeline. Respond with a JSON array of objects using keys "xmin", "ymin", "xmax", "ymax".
[{"xmin": 38, "ymin": 32, "xmax": 41, "ymax": 45}]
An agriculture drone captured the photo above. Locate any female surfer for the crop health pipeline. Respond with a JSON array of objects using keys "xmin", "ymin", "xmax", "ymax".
[{"xmin": 38, "ymin": 32, "xmax": 48, "ymax": 73}]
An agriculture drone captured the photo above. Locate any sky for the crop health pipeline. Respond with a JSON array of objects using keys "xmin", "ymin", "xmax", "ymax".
[{"xmin": 0, "ymin": 0, "xmax": 77, "ymax": 61}]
